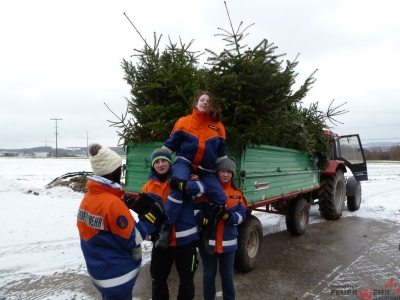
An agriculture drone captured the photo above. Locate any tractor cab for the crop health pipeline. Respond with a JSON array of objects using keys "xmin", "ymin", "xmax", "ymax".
[{"xmin": 324, "ymin": 130, "xmax": 368, "ymax": 181}]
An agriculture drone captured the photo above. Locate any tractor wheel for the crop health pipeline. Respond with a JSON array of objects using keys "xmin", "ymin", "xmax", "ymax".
[
  {"xmin": 318, "ymin": 169, "xmax": 346, "ymax": 220},
  {"xmin": 234, "ymin": 215, "xmax": 262, "ymax": 272},
  {"xmin": 346, "ymin": 176, "xmax": 362, "ymax": 211},
  {"xmin": 286, "ymin": 198, "xmax": 309, "ymax": 236}
]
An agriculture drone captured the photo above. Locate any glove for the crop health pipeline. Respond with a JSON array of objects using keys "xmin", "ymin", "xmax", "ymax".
[
  {"xmin": 123, "ymin": 194, "xmax": 137, "ymax": 210},
  {"xmin": 202, "ymin": 216, "xmax": 217, "ymax": 227},
  {"xmin": 131, "ymin": 244, "xmax": 142, "ymax": 261},
  {"xmin": 127, "ymin": 193, "xmax": 156, "ymax": 215},
  {"xmin": 150, "ymin": 232, "xmax": 160, "ymax": 242},
  {"xmin": 139, "ymin": 201, "xmax": 168, "ymax": 228},
  {"xmin": 212, "ymin": 205, "xmax": 231, "ymax": 221},
  {"xmin": 169, "ymin": 175, "xmax": 187, "ymax": 191}
]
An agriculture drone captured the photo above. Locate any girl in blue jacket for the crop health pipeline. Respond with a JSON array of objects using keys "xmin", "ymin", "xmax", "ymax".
[{"xmin": 194, "ymin": 157, "xmax": 247, "ymax": 300}]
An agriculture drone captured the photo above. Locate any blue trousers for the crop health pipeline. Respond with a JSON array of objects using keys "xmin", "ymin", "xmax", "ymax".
[
  {"xmin": 164, "ymin": 160, "xmax": 226, "ymax": 225},
  {"xmin": 200, "ymin": 251, "xmax": 236, "ymax": 300}
]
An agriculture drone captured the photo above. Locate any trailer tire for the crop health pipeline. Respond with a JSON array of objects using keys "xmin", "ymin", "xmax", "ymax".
[
  {"xmin": 286, "ymin": 198, "xmax": 309, "ymax": 236},
  {"xmin": 234, "ymin": 215, "xmax": 262, "ymax": 272},
  {"xmin": 318, "ymin": 169, "xmax": 346, "ymax": 220},
  {"xmin": 346, "ymin": 176, "xmax": 361, "ymax": 211}
]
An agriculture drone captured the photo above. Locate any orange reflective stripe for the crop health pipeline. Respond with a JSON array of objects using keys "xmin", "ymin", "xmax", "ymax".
[
  {"xmin": 215, "ymin": 220, "xmax": 225, "ymax": 253},
  {"xmin": 170, "ymin": 226, "xmax": 177, "ymax": 246}
]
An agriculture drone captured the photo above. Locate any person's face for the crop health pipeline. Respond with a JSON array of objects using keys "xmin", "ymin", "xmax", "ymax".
[
  {"xmin": 195, "ymin": 94, "xmax": 210, "ymax": 114},
  {"xmin": 218, "ymin": 170, "xmax": 233, "ymax": 183},
  {"xmin": 153, "ymin": 159, "xmax": 171, "ymax": 175}
]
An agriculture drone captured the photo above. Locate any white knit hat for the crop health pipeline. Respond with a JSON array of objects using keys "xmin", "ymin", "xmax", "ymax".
[{"xmin": 89, "ymin": 143, "xmax": 122, "ymax": 176}]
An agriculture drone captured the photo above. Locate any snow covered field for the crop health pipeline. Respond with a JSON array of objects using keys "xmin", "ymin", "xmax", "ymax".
[{"xmin": 0, "ymin": 157, "xmax": 399, "ymax": 299}]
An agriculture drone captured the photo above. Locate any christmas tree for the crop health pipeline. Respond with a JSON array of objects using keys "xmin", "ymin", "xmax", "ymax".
[{"xmin": 108, "ymin": 8, "xmax": 346, "ymax": 169}]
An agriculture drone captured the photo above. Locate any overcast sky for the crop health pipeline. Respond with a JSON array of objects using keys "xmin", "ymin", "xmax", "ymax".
[{"xmin": 1, "ymin": 0, "xmax": 399, "ymax": 149}]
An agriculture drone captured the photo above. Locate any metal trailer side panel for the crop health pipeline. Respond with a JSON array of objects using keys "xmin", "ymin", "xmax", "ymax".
[
  {"xmin": 125, "ymin": 142, "xmax": 165, "ymax": 193},
  {"xmin": 124, "ymin": 143, "xmax": 320, "ymax": 206},
  {"xmin": 231, "ymin": 145, "xmax": 320, "ymax": 205}
]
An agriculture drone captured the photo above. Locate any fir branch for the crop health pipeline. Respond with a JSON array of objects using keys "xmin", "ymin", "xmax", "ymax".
[{"xmin": 123, "ymin": 12, "xmax": 149, "ymax": 48}]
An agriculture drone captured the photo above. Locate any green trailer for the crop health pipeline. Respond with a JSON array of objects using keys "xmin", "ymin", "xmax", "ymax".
[{"xmin": 124, "ymin": 132, "xmax": 368, "ymax": 272}]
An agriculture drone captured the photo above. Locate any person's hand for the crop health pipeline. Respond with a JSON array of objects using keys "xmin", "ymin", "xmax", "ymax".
[
  {"xmin": 212, "ymin": 205, "xmax": 231, "ymax": 221},
  {"xmin": 123, "ymin": 194, "xmax": 136, "ymax": 209},
  {"xmin": 202, "ymin": 216, "xmax": 216, "ymax": 227},
  {"xmin": 150, "ymin": 232, "xmax": 160, "ymax": 242},
  {"xmin": 139, "ymin": 202, "xmax": 168, "ymax": 228},
  {"xmin": 169, "ymin": 175, "xmax": 187, "ymax": 191}
]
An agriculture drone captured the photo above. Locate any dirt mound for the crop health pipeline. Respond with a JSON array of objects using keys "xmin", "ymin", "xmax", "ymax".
[
  {"xmin": 45, "ymin": 172, "xmax": 93, "ymax": 193},
  {"xmin": 50, "ymin": 175, "xmax": 90, "ymax": 193},
  {"xmin": 45, "ymin": 172, "xmax": 126, "ymax": 193}
]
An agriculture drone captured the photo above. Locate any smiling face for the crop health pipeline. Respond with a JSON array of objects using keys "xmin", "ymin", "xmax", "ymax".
[
  {"xmin": 153, "ymin": 158, "xmax": 171, "ymax": 175},
  {"xmin": 195, "ymin": 93, "xmax": 211, "ymax": 114},
  {"xmin": 217, "ymin": 170, "xmax": 233, "ymax": 183}
]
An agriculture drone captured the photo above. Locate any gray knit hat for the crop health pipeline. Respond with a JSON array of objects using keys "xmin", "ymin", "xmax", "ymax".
[
  {"xmin": 89, "ymin": 143, "xmax": 122, "ymax": 176},
  {"xmin": 151, "ymin": 148, "xmax": 172, "ymax": 167},
  {"xmin": 216, "ymin": 157, "xmax": 236, "ymax": 174}
]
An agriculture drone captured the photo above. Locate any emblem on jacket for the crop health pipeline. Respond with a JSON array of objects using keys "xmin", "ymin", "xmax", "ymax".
[
  {"xmin": 230, "ymin": 195, "xmax": 241, "ymax": 199},
  {"xmin": 117, "ymin": 216, "xmax": 129, "ymax": 229}
]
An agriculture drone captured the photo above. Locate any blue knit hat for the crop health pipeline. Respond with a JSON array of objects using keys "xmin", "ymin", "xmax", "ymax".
[{"xmin": 151, "ymin": 148, "xmax": 172, "ymax": 167}]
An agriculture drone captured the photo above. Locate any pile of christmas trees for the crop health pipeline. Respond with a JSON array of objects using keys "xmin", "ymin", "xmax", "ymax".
[{"xmin": 109, "ymin": 12, "xmax": 346, "ymax": 170}]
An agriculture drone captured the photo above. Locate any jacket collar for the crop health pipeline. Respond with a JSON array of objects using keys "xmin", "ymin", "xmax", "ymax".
[
  {"xmin": 87, "ymin": 179, "xmax": 124, "ymax": 197},
  {"xmin": 192, "ymin": 108, "xmax": 212, "ymax": 122}
]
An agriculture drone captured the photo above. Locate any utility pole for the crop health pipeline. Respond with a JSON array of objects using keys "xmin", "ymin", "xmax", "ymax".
[
  {"xmin": 50, "ymin": 118, "xmax": 62, "ymax": 158},
  {"xmin": 85, "ymin": 131, "xmax": 89, "ymax": 157}
]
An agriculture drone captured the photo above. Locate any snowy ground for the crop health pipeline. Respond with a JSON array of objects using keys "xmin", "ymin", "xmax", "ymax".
[{"xmin": 0, "ymin": 158, "xmax": 399, "ymax": 299}]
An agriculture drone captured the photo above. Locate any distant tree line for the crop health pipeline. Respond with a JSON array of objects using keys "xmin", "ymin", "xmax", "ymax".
[
  {"xmin": 2, "ymin": 153, "xmax": 19, "ymax": 157},
  {"xmin": 364, "ymin": 145, "xmax": 400, "ymax": 161}
]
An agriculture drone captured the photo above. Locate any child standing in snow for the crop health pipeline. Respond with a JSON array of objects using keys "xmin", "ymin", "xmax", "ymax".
[{"xmin": 77, "ymin": 143, "xmax": 164, "ymax": 299}]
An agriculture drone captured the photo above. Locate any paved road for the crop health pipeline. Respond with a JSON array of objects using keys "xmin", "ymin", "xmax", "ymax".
[
  {"xmin": 2, "ymin": 217, "xmax": 399, "ymax": 300},
  {"xmin": 132, "ymin": 217, "xmax": 400, "ymax": 300}
]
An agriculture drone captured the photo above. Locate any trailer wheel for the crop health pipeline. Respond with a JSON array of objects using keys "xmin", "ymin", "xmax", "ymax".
[
  {"xmin": 346, "ymin": 176, "xmax": 361, "ymax": 211},
  {"xmin": 234, "ymin": 215, "xmax": 262, "ymax": 272},
  {"xmin": 318, "ymin": 169, "xmax": 346, "ymax": 220},
  {"xmin": 286, "ymin": 198, "xmax": 309, "ymax": 236}
]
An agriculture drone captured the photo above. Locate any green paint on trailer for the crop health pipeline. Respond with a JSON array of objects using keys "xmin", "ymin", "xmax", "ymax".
[{"xmin": 125, "ymin": 142, "xmax": 320, "ymax": 204}]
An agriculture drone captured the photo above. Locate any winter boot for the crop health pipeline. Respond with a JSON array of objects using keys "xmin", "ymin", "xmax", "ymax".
[
  {"xmin": 199, "ymin": 224, "xmax": 214, "ymax": 256},
  {"xmin": 155, "ymin": 223, "xmax": 172, "ymax": 250}
]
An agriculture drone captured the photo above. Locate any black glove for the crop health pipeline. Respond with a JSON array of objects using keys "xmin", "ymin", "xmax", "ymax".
[
  {"xmin": 202, "ymin": 216, "xmax": 217, "ymax": 227},
  {"xmin": 150, "ymin": 232, "xmax": 160, "ymax": 242},
  {"xmin": 139, "ymin": 201, "xmax": 168, "ymax": 228},
  {"xmin": 122, "ymin": 194, "xmax": 137, "ymax": 210},
  {"xmin": 212, "ymin": 205, "xmax": 231, "ymax": 221},
  {"xmin": 169, "ymin": 175, "xmax": 187, "ymax": 191},
  {"xmin": 127, "ymin": 193, "xmax": 156, "ymax": 215}
]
